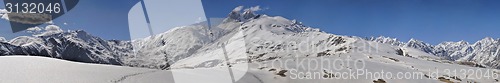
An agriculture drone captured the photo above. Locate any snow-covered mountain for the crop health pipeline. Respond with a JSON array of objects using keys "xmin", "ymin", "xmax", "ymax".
[
  {"xmin": 434, "ymin": 40, "xmax": 471, "ymax": 60},
  {"xmin": 127, "ymin": 7, "xmax": 320, "ymax": 69},
  {"xmin": 458, "ymin": 38, "xmax": 500, "ymax": 68},
  {"xmin": 368, "ymin": 36, "xmax": 404, "ymax": 46},
  {"xmin": 0, "ymin": 30, "xmax": 132, "ymax": 65},
  {"xmin": 370, "ymin": 36, "xmax": 500, "ymax": 68},
  {"xmin": 1, "ymin": 6, "xmax": 500, "ymax": 71},
  {"xmin": 1, "ymin": 6, "xmax": 500, "ymax": 82}
]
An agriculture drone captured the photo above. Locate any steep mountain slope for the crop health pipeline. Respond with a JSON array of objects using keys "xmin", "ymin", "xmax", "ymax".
[
  {"xmin": 165, "ymin": 9, "xmax": 499, "ymax": 82},
  {"xmin": 371, "ymin": 36, "xmax": 500, "ymax": 68},
  {"xmin": 0, "ymin": 30, "xmax": 131, "ymax": 65},
  {"xmin": 434, "ymin": 40, "xmax": 471, "ymax": 60},
  {"xmin": 127, "ymin": 23, "xmax": 217, "ymax": 69},
  {"xmin": 404, "ymin": 38, "xmax": 436, "ymax": 55},
  {"xmin": 172, "ymin": 13, "xmax": 334, "ymax": 68},
  {"xmin": 458, "ymin": 38, "xmax": 500, "ymax": 68}
]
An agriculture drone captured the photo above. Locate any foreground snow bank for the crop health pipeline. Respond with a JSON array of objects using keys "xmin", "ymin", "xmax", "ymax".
[
  {"xmin": 0, "ymin": 56, "xmax": 152, "ymax": 83},
  {"xmin": 0, "ymin": 56, "xmax": 264, "ymax": 83}
]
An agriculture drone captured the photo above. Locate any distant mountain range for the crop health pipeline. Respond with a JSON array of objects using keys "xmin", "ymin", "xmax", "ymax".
[{"xmin": 370, "ymin": 36, "xmax": 500, "ymax": 68}]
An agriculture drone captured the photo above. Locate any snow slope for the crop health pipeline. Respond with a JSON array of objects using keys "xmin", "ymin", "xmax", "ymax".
[
  {"xmin": 0, "ymin": 56, "xmax": 265, "ymax": 83},
  {"xmin": 1, "ymin": 49, "xmax": 498, "ymax": 83},
  {"xmin": 0, "ymin": 56, "xmax": 151, "ymax": 83}
]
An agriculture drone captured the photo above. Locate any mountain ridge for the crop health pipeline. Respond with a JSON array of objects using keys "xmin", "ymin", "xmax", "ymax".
[{"xmin": 370, "ymin": 36, "xmax": 500, "ymax": 68}]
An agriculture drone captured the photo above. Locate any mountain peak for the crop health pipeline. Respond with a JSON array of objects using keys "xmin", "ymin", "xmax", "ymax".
[
  {"xmin": 404, "ymin": 38, "xmax": 435, "ymax": 53},
  {"xmin": 73, "ymin": 30, "xmax": 90, "ymax": 36},
  {"xmin": 223, "ymin": 6, "xmax": 262, "ymax": 23},
  {"xmin": 369, "ymin": 36, "xmax": 403, "ymax": 46},
  {"xmin": 480, "ymin": 37, "xmax": 495, "ymax": 42},
  {"xmin": 436, "ymin": 40, "xmax": 470, "ymax": 49},
  {"xmin": 473, "ymin": 37, "xmax": 497, "ymax": 46},
  {"xmin": 225, "ymin": 10, "xmax": 241, "ymax": 22},
  {"xmin": 408, "ymin": 38, "xmax": 423, "ymax": 43},
  {"xmin": 457, "ymin": 40, "xmax": 469, "ymax": 45},
  {"xmin": 242, "ymin": 10, "xmax": 256, "ymax": 19}
]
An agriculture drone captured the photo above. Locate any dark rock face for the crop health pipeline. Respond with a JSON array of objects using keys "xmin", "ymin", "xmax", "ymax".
[{"xmin": 0, "ymin": 30, "xmax": 131, "ymax": 65}]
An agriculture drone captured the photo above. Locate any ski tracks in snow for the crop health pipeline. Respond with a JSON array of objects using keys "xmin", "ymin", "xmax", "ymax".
[{"xmin": 111, "ymin": 70, "xmax": 160, "ymax": 83}]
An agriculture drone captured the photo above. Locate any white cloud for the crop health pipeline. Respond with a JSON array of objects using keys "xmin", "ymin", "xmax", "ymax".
[
  {"xmin": 46, "ymin": 21, "xmax": 54, "ymax": 24},
  {"xmin": 248, "ymin": 6, "xmax": 262, "ymax": 12},
  {"xmin": 0, "ymin": 37, "xmax": 6, "ymax": 42},
  {"xmin": 33, "ymin": 25, "xmax": 63, "ymax": 36},
  {"xmin": 26, "ymin": 26, "xmax": 42, "ymax": 33},
  {"xmin": 195, "ymin": 17, "xmax": 206, "ymax": 23},
  {"xmin": 45, "ymin": 25, "xmax": 62, "ymax": 32},
  {"xmin": 0, "ymin": 9, "xmax": 8, "ymax": 21},
  {"xmin": 64, "ymin": 22, "xmax": 68, "ymax": 25},
  {"xmin": 0, "ymin": 14, "xmax": 8, "ymax": 20},
  {"xmin": 0, "ymin": 9, "xmax": 7, "ymax": 14},
  {"xmin": 232, "ymin": 6, "xmax": 244, "ymax": 12},
  {"xmin": 243, "ymin": 6, "xmax": 267, "ymax": 12}
]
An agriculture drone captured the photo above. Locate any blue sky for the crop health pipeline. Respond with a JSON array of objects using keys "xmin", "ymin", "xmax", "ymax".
[
  {"xmin": 202, "ymin": 0, "xmax": 500, "ymax": 44},
  {"xmin": 2, "ymin": 0, "xmax": 500, "ymax": 44}
]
